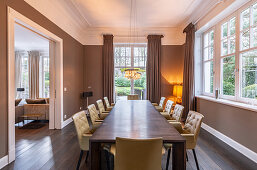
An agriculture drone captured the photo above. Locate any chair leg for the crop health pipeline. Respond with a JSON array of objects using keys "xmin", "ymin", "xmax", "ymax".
[
  {"xmin": 104, "ymin": 149, "xmax": 111, "ymax": 170},
  {"xmin": 186, "ymin": 152, "xmax": 188, "ymax": 162},
  {"xmin": 76, "ymin": 150, "xmax": 84, "ymax": 170},
  {"xmin": 192, "ymin": 149, "xmax": 200, "ymax": 170},
  {"xmin": 166, "ymin": 148, "xmax": 171, "ymax": 170},
  {"xmin": 85, "ymin": 151, "xmax": 89, "ymax": 163}
]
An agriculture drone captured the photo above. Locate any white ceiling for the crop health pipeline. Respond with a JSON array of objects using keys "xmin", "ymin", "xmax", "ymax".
[
  {"xmin": 15, "ymin": 23, "xmax": 49, "ymax": 51},
  {"xmin": 71, "ymin": 0, "xmax": 208, "ymax": 27}
]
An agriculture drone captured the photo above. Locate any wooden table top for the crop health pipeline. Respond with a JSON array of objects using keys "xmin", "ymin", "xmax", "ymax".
[{"xmin": 90, "ymin": 100, "xmax": 185, "ymax": 143}]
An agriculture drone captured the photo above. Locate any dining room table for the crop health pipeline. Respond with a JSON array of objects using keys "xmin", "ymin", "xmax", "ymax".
[{"xmin": 89, "ymin": 100, "xmax": 186, "ymax": 170}]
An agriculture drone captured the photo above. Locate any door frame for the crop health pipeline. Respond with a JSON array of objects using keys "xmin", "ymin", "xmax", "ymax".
[{"xmin": 7, "ymin": 7, "xmax": 64, "ymax": 163}]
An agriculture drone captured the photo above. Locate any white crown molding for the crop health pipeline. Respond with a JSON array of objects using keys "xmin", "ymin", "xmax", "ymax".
[
  {"xmin": 84, "ymin": 27, "xmax": 186, "ymax": 45},
  {"xmin": 24, "ymin": 0, "xmax": 88, "ymax": 45}
]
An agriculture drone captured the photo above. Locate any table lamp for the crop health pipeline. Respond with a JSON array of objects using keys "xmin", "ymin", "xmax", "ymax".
[
  {"xmin": 173, "ymin": 84, "xmax": 183, "ymax": 104},
  {"xmin": 82, "ymin": 91, "xmax": 93, "ymax": 107},
  {"xmin": 17, "ymin": 88, "xmax": 25, "ymax": 99}
]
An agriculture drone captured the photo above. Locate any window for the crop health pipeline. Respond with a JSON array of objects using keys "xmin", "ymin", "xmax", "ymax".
[
  {"xmin": 203, "ymin": 30, "xmax": 214, "ymax": 94},
  {"xmin": 20, "ymin": 56, "xmax": 29, "ymax": 99},
  {"xmin": 114, "ymin": 44, "xmax": 147, "ymax": 101},
  {"xmin": 221, "ymin": 17, "xmax": 236, "ymax": 96},
  {"xmin": 39, "ymin": 56, "xmax": 50, "ymax": 98},
  {"xmin": 200, "ymin": 1, "xmax": 257, "ymax": 104}
]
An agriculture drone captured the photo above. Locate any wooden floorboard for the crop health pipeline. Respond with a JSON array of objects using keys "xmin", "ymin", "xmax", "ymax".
[{"xmin": 2, "ymin": 122, "xmax": 256, "ymax": 170}]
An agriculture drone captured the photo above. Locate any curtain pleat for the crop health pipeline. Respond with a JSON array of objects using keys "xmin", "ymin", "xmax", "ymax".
[
  {"xmin": 182, "ymin": 23, "xmax": 196, "ymax": 120},
  {"xmin": 15, "ymin": 51, "xmax": 22, "ymax": 98},
  {"xmin": 103, "ymin": 35, "xmax": 114, "ymax": 103},
  {"xmin": 28, "ymin": 51, "xmax": 40, "ymax": 99},
  {"xmin": 146, "ymin": 35, "xmax": 163, "ymax": 103}
]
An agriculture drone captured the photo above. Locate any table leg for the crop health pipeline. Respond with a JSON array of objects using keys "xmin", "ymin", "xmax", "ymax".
[
  {"xmin": 89, "ymin": 141, "xmax": 101, "ymax": 170},
  {"xmin": 172, "ymin": 142, "xmax": 186, "ymax": 170}
]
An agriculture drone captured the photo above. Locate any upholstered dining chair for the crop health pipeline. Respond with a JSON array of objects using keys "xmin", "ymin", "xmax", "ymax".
[
  {"xmin": 160, "ymin": 100, "xmax": 174, "ymax": 118},
  {"xmin": 165, "ymin": 104, "xmax": 184, "ymax": 121},
  {"xmin": 104, "ymin": 97, "xmax": 114, "ymax": 111},
  {"xmin": 165, "ymin": 111, "xmax": 204, "ymax": 170},
  {"xmin": 72, "ymin": 110, "xmax": 92, "ymax": 170},
  {"xmin": 108, "ymin": 137, "xmax": 163, "ymax": 170},
  {"xmin": 152, "ymin": 97, "xmax": 166, "ymax": 112},
  {"xmin": 96, "ymin": 99, "xmax": 110, "ymax": 119},
  {"xmin": 87, "ymin": 104, "xmax": 103, "ymax": 132},
  {"xmin": 127, "ymin": 94, "xmax": 139, "ymax": 100}
]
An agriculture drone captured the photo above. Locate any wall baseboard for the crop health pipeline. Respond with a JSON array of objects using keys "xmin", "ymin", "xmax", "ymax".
[
  {"xmin": 201, "ymin": 123, "xmax": 257, "ymax": 164},
  {"xmin": 61, "ymin": 117, "xmax": 73, "ymax": 129},
  {"xmin": 0, "ymin": 155, "xmax": 8, "ymax": 169}
]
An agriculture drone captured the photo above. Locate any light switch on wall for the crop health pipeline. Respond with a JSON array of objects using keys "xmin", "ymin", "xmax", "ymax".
[
  {"xmin": 64, "ymin": 87, "xmax": 67, "ymax": 92},
  {"xmin": 88, "ymin": 86, "xmax": 92, "ymax": 89}
]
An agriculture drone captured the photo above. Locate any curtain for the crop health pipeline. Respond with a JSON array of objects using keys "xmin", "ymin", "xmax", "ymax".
[
  {"xmin": 182, "ymin": 23, "xmax": 195, "ymax": 120},
  {"xmin": 103, "ymin": 35, "xmax": 114, "ymax": 103},
  {"xmin": 146, "ymin": 35, "xmax": 163, "ymax": 103},
  {"xmin": 15, "ymin": 51, "xmax": 22, "ymax": 98},
  {"xmin": 28, "ymin": 51, "xmax": 40, "ymax": 99}
]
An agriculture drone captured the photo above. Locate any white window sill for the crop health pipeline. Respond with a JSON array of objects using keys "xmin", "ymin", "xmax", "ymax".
[{"xmin": 196, "ymin": 95, "xmax": 257, "ymax": 112}]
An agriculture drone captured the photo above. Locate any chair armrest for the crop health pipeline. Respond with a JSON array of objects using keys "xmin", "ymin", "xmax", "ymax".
[
  {"xmin": 169, "ymin": 122, "xmax": 183, "ymax": 133},
  {"xmin": 95, "ymin": 120, "xmax": 103, "ymax": 122},
  {"xmin": 181, "ymin": 134, "xmax": 195, "ymax": 143},
  {"xmin": 102, "ymin": 111, "xmax": 110, "ymax": 113},
  {"xmin": 152, "ymin": 103, "xmax": 158, "ymax": 106},
  {"xmin": 99, "ymin": 113, "xmax": 109, "ymax": 119},
  {"xmin": 111, "ymin": 103, "xmax": 115, "ymax": 106},
  {"xmin": 167, "ymin": 119, "xmax": 176, "ymax": 122}
]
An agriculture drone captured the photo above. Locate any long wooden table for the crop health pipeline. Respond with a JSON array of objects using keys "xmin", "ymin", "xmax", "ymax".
[{"xmin": 89, "ymin": 100, "xmax": 186, "ymax": 170}]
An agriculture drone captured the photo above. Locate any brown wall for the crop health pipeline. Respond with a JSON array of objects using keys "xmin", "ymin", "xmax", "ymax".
[
  {"xmin": 84, "ymin": 45, "xmax": 185, "ymax": 105},
  {"xmin": 197, "ymin": 98, "xmax": 257, "ymax": 153},
  {"xmin": 84, "ymin": 45, "xmax": 103, "ymax": 105},
  {"xmin": 0, "ymin": 0, "xmax": 84, "ymax": 157}
]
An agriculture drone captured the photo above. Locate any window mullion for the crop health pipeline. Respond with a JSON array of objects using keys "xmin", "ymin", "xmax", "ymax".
[{"xmin": 235, "ymin": 10, "xmax": 241, "ymax": 101}]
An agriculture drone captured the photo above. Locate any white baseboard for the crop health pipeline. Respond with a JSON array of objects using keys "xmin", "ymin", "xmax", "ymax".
[
  {"xmin": 201, "ymin": 123, "xmax": 257, "ymax": 164},
  {"xmin": 8, "ymin": 147, "xmax": 15, "ymax": 163},
  {"xmin": 61, "ymin": 117, "xmax": 73, "ymax": 129},
  {"xmin": 0, "ymin": 155, "xmax": 8, "ymax": 169}
]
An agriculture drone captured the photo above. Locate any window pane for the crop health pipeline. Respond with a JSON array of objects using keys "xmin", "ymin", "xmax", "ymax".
[
  {"xmin": 204, "ymin": 47, "xmax": 208, "ymax": 61},
  {"xmin": 229, "ymin": 36, "xmax": 236, "ymax": 54},
  {"xmin": 114, "ymin": 68, "xmax": 131, "ymax": 100},
  {"xmin": 133, "ymin": 71, "xmax": 146, "ymax": 100},
  {"xmin": 209, "ymin": 30, "xmax": 214, "ymax": 45},
  {"xmin": 221, "ymin": 39, "xmax": 228, "ymax": 56},
  {"xmin": 240, "ymin": 50, "xmax": 257, "ymax": 99},
  {"xmin": 252, "ymin": 3, "xmax": 257, "ymax": 25},
  {"xmin": 251, "ymin": 26, "xmax": 257, "ymax": 48},
  {"xmin": 222, "ymin": 56, "xmax": 235, "ymax": 96},
  {"xmin": 204, "ymin": 33, "xmax": 209, "ymax": 47},
  {"xmin": 221, "ymin": 22, "xmax": 228, "ymax": 38},
  {"xmin": 229, "ymin": 17, "xmax": 236, "ymax": 35},
  {"xmin": 209, "ymin": 46, "xmax": 214, "ymax": 59},
  {"xmin": 241, "ymin": 29, "xmax": 250, "ymax": 50},
  {"xmin": 204, "ymin": 61, "xmax": 214, "ymax": 93},
  {"xmin": 241, "ymin": 8, "xmax": 250, "ymax": 30}
]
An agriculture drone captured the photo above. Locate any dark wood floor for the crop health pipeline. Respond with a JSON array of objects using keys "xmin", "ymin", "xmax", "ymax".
[{"xmin": 3, "ymin": 122, "xmax": 256, "ymax": 170}]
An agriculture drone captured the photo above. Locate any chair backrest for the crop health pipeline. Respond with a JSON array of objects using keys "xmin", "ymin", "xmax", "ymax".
[
  {"xmin": 115, "ymin": 137, "xmax": 162, "ymax": 170},
  {"xmin": 171, "ymin": 104, "xmax": 184, "ymax": 122},
  {"xmin": 127, "ymin": 94, "xmax": 139, "ymax": 100},
  {"xmin": 184, "ymin": 111, "xmax": 204, "ymax": 142},
  {"xmin": 88, "ymin": 104, "xmax": 100, "ymax": 124},
  {"xmin": 104, "ymin": 97, "xmax": 110, "ymax": 108},
  {"xmin": 72, "ymin": 110, "xmax": 90, "ymax": 150},
  {"xmin": 159, "ymin": 97, "xmax": 166, "ymax": 107},
  {"xmin": 96, "ymin": 99, "xmax": 105, "ymax": 113},
  {"xmin": 164, "ymin": 100, "xmax": 174, "ymax": 114}
]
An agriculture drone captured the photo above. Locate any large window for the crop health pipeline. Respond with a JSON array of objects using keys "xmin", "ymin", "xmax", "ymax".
[
  {"xmin": 20, "ymin": 56, "xmax": 29, "ymax": 99},
  {"xmin": 114, "ymin": 44, "xmax": 147, "ymax": 101},
  {"xmin": 201, "ymin": 1, "xmax": 257, "ymax": 104},
  {"xmin": 39, "ymin": 56, "xmax": 50, "ymax": 98},
  {"xmin": 203, "ymin": 30, "xmax": 214, "ymax": 94}
]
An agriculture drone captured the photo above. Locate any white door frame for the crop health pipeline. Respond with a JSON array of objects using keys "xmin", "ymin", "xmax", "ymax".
[{"xmin": 7, "ymin": 7, "xmax": 64, "ymax": 163}]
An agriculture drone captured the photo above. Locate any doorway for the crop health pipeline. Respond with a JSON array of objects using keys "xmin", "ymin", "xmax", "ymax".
[{"xmin": 8, "ymin": 7, "xmax": 63, "ymax": 163}]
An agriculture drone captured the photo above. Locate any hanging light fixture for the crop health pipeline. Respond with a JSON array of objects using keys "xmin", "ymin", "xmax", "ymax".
[{"xmin": 124, "ymin": 0, "xmax": 141, "ymax": 80}]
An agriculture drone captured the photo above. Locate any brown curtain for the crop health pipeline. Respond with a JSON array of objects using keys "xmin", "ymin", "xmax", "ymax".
[
  {"xmin": 103, "ymin": 34, "xmax": 114, "ymax": 103},
  {"xmin": 182, "ymin": 23, "xmax": 195, "ymax": 120},
  {"xmin": 28, "ymin": 51, "xmax": 40, "ymax": 99},
  {"xmin": 146, "ymin": 35, "xmax": 163, "ymax": 103}
]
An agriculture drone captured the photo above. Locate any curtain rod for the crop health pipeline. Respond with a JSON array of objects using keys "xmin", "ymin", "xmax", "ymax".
[{"xmin": 15, "ymin": 21, "xmax": 53, "ymax": 42}]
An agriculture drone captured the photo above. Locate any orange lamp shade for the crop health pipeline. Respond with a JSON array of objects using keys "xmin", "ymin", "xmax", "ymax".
[{"xmin": 173, "ymin": 85, "xmax": 183, "ymax": 98}]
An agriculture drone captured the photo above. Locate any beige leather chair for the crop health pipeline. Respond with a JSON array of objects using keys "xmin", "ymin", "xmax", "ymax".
[
  {"xmin": 166, "ymin": 104, "xmax": 184, "ymax": 121},
  {"xmin": 110, "ymin": 137, "xmax": 163, "ymax": 170},
  {"xmin": 127, "ymin": 94, "xmax": 139, "ymax": 100},
  {"xmin": 166, "ymin": 111, "xmax": 204, "ymax": 170},
  {"xmin": 96, "ymin": 99, "xmax": 109, "ymax": 119},
  {"xmin": 72, "ymin": 110, "xmax": 92, "ymax": 170},
  {"xmin": 152, "ymin": 97, "xmax": 166, "ymax": 112},
  {"xmin": 104, "ymin": 97, "xmax": 114, "ymax": 111},
  {"xmin": 160, "ymin": 100, "xmax": 174, "ymax": 119},
  {"xmin": 87, "ymin": 104, "xmax": 103, "ymax": 132}
]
